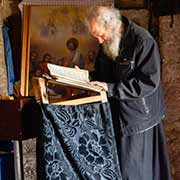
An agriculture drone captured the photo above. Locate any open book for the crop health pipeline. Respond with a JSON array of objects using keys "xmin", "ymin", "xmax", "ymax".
[
  {"xmin": 32, "ymin": 63, "xmax": 107, "ymax": 105},
  {"xmin": 45, "ymin": 63, "xmax": 89, "ymax": 82},
  {"xmin": 42, "ymin": 63, "xmax": 103, "ymax": 93}
]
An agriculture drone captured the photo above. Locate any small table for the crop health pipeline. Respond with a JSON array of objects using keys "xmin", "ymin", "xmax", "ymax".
[{"xmin": 0, "ymin": 97, "xmax": 40, "ymax": 180}]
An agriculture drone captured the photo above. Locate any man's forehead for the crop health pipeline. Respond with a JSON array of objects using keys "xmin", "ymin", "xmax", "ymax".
[{"xmin": 89, "ymin": 19, "xmax": 102, "ymax": 33}]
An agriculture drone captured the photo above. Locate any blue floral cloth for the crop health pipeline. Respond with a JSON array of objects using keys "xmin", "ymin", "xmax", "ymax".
[{"xmin": 37, "ymin": 102, "xmax": 122, "ymax": 180}]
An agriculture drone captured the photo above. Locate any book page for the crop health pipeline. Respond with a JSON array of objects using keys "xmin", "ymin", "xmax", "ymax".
[{"xmin": 47, "ymin": 63, "xmax": 89, "ymax": 82}]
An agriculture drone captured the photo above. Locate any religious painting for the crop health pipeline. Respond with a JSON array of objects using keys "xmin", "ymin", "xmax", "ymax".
[{"xmin": 19, "ymin": 0, "xmax": 113, "ymax": 96}]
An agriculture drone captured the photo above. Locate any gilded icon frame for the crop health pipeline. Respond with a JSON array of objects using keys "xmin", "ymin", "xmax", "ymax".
[{"xmin": 19, "ymin": 0, "xmax": 114, "ymax": 96}]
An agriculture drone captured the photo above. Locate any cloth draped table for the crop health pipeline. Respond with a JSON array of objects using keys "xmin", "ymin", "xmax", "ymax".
[{"xmin": 37, "ymin": 102, "xmax": 122, "ymax": 180}]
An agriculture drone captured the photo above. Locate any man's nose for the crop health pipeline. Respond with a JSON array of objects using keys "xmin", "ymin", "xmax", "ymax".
[{"xmin": 97, "ymin": 36, "xmax": 105, "ymax": 44}]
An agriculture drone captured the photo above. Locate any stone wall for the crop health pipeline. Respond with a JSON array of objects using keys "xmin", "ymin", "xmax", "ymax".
[
  {"xmin": 121, "ymin": 9, "xmax": 150, "ymax": 29},
  {"xmin": 159, "ymin": 15, "xmax": 180, "ymax": 180},
  {"xmin": 0, "ymin": 1, "xmax": 8, "ymax": 96}
]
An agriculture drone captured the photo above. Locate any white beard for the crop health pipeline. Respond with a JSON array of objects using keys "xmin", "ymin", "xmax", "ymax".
[{"xmin": 103, "ymin": 29, "xmax": 121, "ymax": 60}]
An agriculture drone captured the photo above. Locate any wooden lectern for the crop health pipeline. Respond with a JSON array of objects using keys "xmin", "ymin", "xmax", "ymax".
[{"xmin": 32, "ymin": 77, "xmax": 108, "ymax": 105}]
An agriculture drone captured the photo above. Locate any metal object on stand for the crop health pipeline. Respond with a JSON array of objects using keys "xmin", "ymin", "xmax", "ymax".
[{"xmin": 14, "ymin": 141, "xmax": 24, "ymax": 180}]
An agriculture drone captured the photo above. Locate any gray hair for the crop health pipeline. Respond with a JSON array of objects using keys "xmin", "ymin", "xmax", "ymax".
[{"xmin": 85, "ymin": 6, "xmax": 121, "ymax": 29}]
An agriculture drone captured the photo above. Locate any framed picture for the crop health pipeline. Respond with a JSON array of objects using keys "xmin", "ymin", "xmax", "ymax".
[
  {"xmin": 19, "ymin": 0, "xmax": 113, "ymax": 96},
  {"xmin": 115, "ymin": 0, "xmax": 147, "ymax": 9}
]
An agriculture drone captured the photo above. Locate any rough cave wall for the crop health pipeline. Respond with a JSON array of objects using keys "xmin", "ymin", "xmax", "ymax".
[{"xmin": 159, "ymin": 15, "xmax": 180, "ymax": 180}]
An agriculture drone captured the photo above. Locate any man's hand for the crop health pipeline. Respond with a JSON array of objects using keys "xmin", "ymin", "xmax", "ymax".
[
  {"xmin": 89, "ymin": 81, "xmax": 108, "ymax": 91},
  {"xmin": 74, "ymin": 66, "xmax": 108, "ymax": 91},
  {"xmin": 74, "ymin": 65, "xmax": 80, "ymax": 70}
]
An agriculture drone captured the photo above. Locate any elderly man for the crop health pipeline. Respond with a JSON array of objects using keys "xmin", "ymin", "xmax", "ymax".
[{"xmin": 86, "ymin": 6, "xmax": 171, "ymax": 180}]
